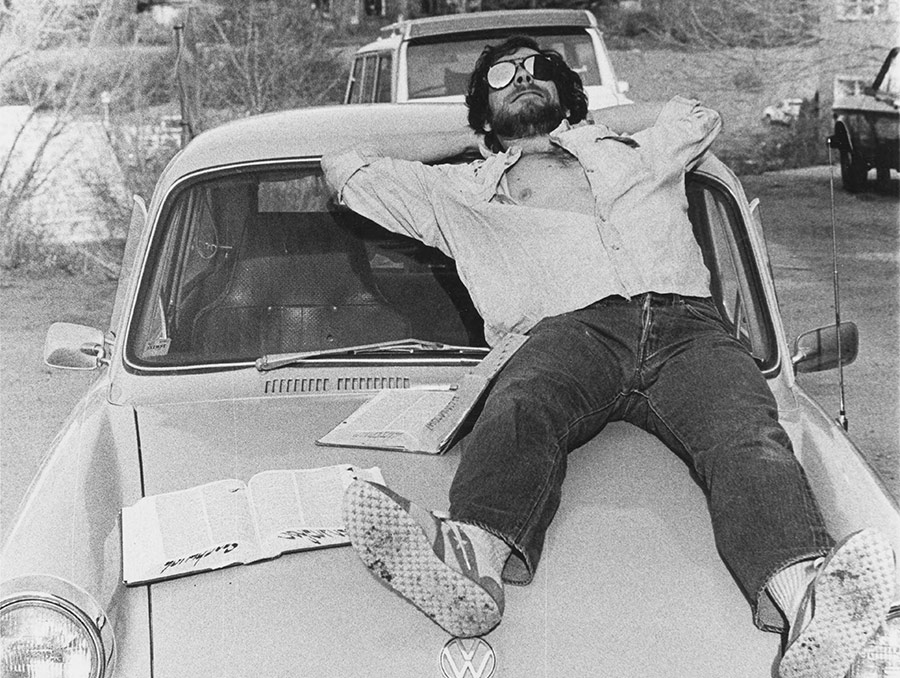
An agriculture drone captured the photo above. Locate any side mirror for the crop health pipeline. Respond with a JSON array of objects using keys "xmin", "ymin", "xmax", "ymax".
[
  {"xmin": 44, "ymin": 322, "xmax": 107, "ymax": 371},
  {"xmin": 792, "ymin": 322, "xmax": 858, "ymax": 374}
]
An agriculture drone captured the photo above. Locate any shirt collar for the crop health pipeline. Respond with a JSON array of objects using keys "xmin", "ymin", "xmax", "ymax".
[{"xmin": 481, "ymin": 118, "xmax": 635, "ymax": 157}]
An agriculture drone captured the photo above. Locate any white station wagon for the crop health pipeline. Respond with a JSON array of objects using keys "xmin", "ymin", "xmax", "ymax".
[
  {"xmin": 344, "ymin": 9, "xmax": 632, "ymax": 110},
  {"xmin": 2, "ymin": 102, "xmax": 899, "ymax": 678}
]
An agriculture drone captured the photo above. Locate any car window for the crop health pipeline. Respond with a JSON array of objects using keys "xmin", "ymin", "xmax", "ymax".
[
  {"xmin": 405, "ymin": 29, "xmax": 602, "ymax": 99},
  {"xmin": 346, "ymin": 58, "xmax": 362, "ymax": 104},
  {"xmin": 347, "ymin": 55, "xmax": 380, "ymax": 104},
  {"xmin": 128, "ymin": 165, "xmax": 774, "ymax": 372},
  {"xmin": 686, "ymin": 175, "xmax": 776, "ymax": 371},
  {"xmin": 361, "ymin": 55, "xmax": 378, "ymax": 103},
  {"xmin": 110, "ymin": 195, "xmax": 147, "ymax": 337},
  {"xmin": 375, "ymin": 54, "xmax": 392, "ymax": 102},
  {"xmin": 127, "ymin": 165, "xmax": 484, "ymax": 368}
]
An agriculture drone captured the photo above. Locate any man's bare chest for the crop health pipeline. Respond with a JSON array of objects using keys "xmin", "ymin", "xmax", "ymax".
[{"xmin": 502, "ymin": 151, "xmax": 595, "ymax": 216}]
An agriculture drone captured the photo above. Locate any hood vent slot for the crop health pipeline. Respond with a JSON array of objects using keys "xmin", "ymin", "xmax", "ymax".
[
  {"xmin": 337, "ymin": 376, "xmax": 410, "ymax": 391},
  {"xmin": 264, "ymin": 377, "xmax": 330, "ymax": 395},
  {"xmin": 263, "ymin": 375, "xmax": 411, "ymax": 395}
]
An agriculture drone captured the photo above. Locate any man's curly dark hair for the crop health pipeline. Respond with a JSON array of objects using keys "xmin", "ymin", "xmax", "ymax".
[{"xmin": 465, "ymin": 35, "xmax": 588, "ymax": 151}]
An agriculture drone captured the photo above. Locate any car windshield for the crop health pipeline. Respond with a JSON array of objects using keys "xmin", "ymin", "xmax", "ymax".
[
  {"xmin": 406, "ymin": 28, "xmax": 602, "ymax": 99},
  {"xmin": 126, "ymin": 164, "xmax": 487, "ymax": 368},
  {"xmin": 126, "ymin": 163, "xmax": 776, "ymax": 374}
]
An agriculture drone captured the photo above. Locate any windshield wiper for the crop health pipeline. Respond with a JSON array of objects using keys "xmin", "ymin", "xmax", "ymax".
[{"xmin": 255, "ymin": 338, "xmax": 488, "ymax": 372}]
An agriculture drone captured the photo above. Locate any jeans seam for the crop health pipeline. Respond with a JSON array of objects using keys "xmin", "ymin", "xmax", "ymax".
[
  {"xmin": 508, "ymin": 395, "xmax": 622, "ymax": 575},
  {"xmin": 640, "ymin": 391, "xmax": 834, "ymax": 630},
  {"xmin": 640, "ymin": 391, "xmax": 700, "ymax": 481}
]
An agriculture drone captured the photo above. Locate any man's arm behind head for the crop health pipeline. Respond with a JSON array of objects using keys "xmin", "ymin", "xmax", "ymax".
[{"xmin": 588, "ymin": 102, "xmax": 667, "ymax": 135}]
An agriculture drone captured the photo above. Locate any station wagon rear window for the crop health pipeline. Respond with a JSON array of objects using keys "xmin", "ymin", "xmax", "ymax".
[{"xmin": 406, "ymin": 28, "xmax": 603, "ymax": 100}]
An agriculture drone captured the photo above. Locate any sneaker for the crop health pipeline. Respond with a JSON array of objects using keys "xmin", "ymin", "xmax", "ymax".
[
  {"xmin": 778, "ymin": 528, "xmax": 896, "ymax": 678},
  {"xmin": 342, "ymin": 480, "xmax": 505, "ymax": 637}
]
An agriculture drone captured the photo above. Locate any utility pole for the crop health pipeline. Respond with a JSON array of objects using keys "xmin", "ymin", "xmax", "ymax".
[
  {"xmin": 137, "ymin": 0, "xmax": 200, "ymax": 147},
  {"xmin": 173, "ymin": 18, "xmax": 197, "ymax": 146}
]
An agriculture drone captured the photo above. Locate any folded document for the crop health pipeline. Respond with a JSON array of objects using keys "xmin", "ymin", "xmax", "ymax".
[{"xmin": 316, "ymin": 333, "xmax": 528, "ymax": 454}]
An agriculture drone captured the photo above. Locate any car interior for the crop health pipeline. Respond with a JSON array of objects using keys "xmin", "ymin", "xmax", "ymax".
[{"xmin": 127, "ymin": 163, "xmax": 775, "ymax": 371}]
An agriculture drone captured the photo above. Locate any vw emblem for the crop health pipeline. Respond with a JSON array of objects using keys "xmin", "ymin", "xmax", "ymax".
[{"xmin": 439, "ymin": 637, "xmax": 496, "ymax": 678}]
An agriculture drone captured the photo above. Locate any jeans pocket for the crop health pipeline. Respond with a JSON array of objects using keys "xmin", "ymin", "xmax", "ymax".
[{"xmin": 682, "ymin": 297, "xmax": 726, "ymax": 327}]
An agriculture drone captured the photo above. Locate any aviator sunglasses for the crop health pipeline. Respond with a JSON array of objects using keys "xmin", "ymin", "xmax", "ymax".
[{"xmin": 486, "ymin": 54, "xmax": 554, "ymax": 90}]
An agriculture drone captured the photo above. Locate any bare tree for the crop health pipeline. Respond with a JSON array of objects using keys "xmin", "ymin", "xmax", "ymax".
[
  {"xmin": 0, "ymin": 0, "xmax": 119, "ymax": 262},
  {"xmin": 640, "ymin": 0, "xmax": 818, "ymax": 48},
  {"xmin": 192, "ymin": 0, "xmax": 348, "ymax": 120}
]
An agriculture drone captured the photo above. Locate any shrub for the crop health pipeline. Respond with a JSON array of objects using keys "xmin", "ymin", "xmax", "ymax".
[
  {"xmin": 0, "ymin": 46, "xmax": 173, "ymax": 112},
  {"xmin": 191, "ymin": 0, "xmax": 350, "ymax": 118},
  {"xmin": 595, "ymin": 8, "xmax": 663, "ymax": 39},
  {"xmin": 732, "ymin": 67, "xmax": 764, "ymax": 92},
  {"xmin": 636, "ymin": 0, "xmax": 818, "ymax": 48},
  {"xmin": 719, "ymin": 98, "xmax": 829, "ymax": 174},
  {"xmin": 759, "ymin": 98, "xmax": 829, "ymax": 170}
]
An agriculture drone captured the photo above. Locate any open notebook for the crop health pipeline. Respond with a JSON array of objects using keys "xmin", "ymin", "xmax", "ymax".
[{"xmin": 122, "ymin": 464, "xmax": 383, "ymax": 585}]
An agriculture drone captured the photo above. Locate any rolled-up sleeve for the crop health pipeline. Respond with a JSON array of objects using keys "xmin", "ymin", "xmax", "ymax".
[
  {"xmin": 323, "ymin": 143, "xmax": 410, "ymax": 202},
  {"xmin": 645, "ymin": 96, "xmax": 722, "ymax": 170},
  {"xmin": 321, "ymin": 146, "xmax": 374, "ymax": 199}
]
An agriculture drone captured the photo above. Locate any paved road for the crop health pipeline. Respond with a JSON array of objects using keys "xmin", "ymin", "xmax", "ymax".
[{"xmin": 741, "ymin": 166, "xmax": 899, "ymax": 498}]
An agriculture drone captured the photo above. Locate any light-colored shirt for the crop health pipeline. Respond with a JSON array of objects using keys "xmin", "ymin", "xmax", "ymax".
[{"xmin": 322, "ymin": 96, "xmax": 722, "ymax": 345}]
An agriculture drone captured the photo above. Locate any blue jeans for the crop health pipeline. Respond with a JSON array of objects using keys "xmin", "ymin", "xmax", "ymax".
[{"xmin": 448, "ymin": 293, "xmax": 833, "ymax": 631}]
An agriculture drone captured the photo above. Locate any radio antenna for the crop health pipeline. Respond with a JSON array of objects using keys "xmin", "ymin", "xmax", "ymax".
[{"xmin": 826, "ymin": 137, "xmax": 849, "ymax": 430}]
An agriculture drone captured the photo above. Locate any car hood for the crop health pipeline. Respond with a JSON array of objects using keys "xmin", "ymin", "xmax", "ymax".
[{"xmin": 134, "ymin": 394, "xmax": 778, "ymax": 677}]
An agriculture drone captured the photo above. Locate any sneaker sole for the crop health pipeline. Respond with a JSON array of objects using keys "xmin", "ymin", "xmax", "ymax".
[
  {"xmin": 779, "ymin": 528, "xmax": 896, "ymax": 678},
  {"xmin": 343, "ymin": 481, "xmax": 502, "ymax": 638}
]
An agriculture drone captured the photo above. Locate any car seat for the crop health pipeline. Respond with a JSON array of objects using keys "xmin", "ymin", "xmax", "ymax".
[{"xmin": 191, "ymin": 212, "xmax": 412, "ymax": 358}]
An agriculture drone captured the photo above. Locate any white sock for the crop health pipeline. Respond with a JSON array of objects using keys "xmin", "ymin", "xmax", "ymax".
[
  {"xmin": 768, "ymin": 558, "xmax": 821, "ymax": 623},
  {"xmin": 448, "ymin": 520, "xmax": 510, "ymax": 579}
]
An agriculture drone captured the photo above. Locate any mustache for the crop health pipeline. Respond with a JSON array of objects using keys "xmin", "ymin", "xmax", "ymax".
[{"xmin": 511, "ymin": 84, "xmax": 545, "ymax": 99}]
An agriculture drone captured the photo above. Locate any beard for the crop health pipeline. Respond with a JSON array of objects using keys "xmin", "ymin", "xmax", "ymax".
[{"xmin": 489, "ymin": 91, "xmax": 566, "ymax": 140}]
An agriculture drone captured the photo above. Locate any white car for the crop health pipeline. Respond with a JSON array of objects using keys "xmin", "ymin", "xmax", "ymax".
[
  {"xmin": 2, "ymin": 102, "xmax": 899, "ymax": 678},
  {"xmin": 763, "ymin": 97, "xmax": 804, "ymax": 125},
  {"xmin": 344, "ymin": 9, "xmax": 632, "ymax": 110}
]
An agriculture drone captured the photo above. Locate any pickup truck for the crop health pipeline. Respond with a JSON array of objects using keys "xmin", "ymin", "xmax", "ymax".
[{"xmin": 831, "ymin": 47, "xmax": 900, "ymax": 192}]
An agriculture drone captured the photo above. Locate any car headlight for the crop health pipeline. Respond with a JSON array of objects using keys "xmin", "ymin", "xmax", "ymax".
[
  {"xmin": 1, "ymin": 576, "xmax": 114, "ymax": 678},
  {"xmin": 847, "ymin": 605, "xmax": 900, "ymax": 677}
]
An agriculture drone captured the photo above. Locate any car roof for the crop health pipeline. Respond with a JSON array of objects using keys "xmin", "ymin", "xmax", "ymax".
[
  {"xmin": 154, "ymin": 102, "xmax": 734, "ymax": 202},
  {"xmin": 378, "ymin": 8, "xmax": 597, "ymax": 40},
  {"xmin": 155, "ymin": 103, "xmax": 466, "ymax": 189}
]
